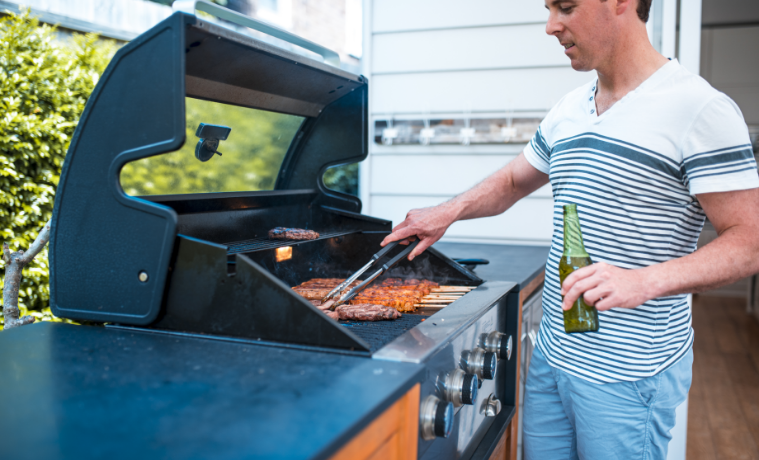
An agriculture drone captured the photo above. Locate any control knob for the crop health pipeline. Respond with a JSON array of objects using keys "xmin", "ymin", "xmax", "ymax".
[
  {"xmin": 482, "ymin": 331, "xmax": 513, "ymax": 361},
  {"xmin": 420, "ymin": 395, "xmax": 454, "ymax": 441},
  {"xmin": 462, "ymin": 347, "xmax": 497, "ymax": 380},
  {"xmin": 482, "ymin": 393, "xmax": 502, "ymax": 417},
  {"xmin": 443, "ymin": 369, "xmax": 478, "ymax": 406}
]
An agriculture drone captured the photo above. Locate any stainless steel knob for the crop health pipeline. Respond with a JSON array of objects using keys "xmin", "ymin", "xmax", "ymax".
[
  {"xmin": 420, "ymin": 395, "xmax": 454, "ymax": 441},
  {"xmin": 482, "ymin": 393, "xmax": 502, "ymax": 417},
  {"xmin": 462, "ymin": 347, "xmax": 497, "ymax": 380},
  {"xmin": 482, "ymin": 331, "xmax": 513, "ymax": 361},
  {"xmin": 444, "ymin": 369, "xmax": 479, "ymax": 406}
]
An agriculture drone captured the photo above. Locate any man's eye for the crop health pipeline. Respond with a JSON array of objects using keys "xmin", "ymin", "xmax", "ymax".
[{"xmin": 559, "ymin": 6, "xmax": 573, "ymax": 14}]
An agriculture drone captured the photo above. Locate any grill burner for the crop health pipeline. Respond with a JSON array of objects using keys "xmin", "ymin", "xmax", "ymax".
[
  {"xmin": 340, "ymin": 314, "xmax": 427, "ymax": 352},
  {"xmin": 226, "ymin": 230, "xmax": 358, "ymax": 254}
]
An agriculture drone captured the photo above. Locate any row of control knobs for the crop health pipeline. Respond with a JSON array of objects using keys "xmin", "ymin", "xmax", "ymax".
[{"xmin": 420, "ymin": 332, "xmax": 512, "ymax": 440}]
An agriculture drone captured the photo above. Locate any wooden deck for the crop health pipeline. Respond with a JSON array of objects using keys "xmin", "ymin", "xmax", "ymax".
[{"xmin": 689, "ymin": 295, "xmax": 759, "ymax": 460}]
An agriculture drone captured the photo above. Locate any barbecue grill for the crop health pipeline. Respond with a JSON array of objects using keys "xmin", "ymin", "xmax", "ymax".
[{"xmin": 48, "ymin": 5, "xmax": 521, "ymax": 459}]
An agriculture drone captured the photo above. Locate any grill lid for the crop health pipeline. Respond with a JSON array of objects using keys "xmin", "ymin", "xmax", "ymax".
[{"xmin": 50, "ymin": 12, "xmax": 368, "ymax": 323}]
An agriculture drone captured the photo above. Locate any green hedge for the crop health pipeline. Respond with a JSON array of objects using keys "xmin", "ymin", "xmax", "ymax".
[{"xmin": 0, "ymin": 9, "xmax": 116, "ymax": 326}]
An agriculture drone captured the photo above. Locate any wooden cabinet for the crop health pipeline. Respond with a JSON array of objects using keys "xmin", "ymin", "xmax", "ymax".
[
  {"xmin": 501, "ymin": 272, "xmax": 546, "ymax": 460},
  {"xmin": 330, "ymin": 384, "xmax": 420, "ymax": 460}
]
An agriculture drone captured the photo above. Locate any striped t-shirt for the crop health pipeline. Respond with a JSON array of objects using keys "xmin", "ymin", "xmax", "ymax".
[{"xmin": 523, "ymin": 59, "xmax": 759, "ymax": 384}]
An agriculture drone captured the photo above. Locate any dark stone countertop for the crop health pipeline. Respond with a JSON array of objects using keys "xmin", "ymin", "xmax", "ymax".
[
  {"xmin": 0, "ymin": 322, "xmax": 423, "ymax": 460},
  {"xmin": 0, "ymin": 243, "xmax": 549, "ymax": 460},
  {"xmin": 434, "ymin": 242, "xmax": 549, "ymax": 289}
]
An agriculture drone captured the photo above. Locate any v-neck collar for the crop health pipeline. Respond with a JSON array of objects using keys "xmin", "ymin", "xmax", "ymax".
[{"xmin": 586, "ymin": 59, "xmax": 680, "ymax": 124}]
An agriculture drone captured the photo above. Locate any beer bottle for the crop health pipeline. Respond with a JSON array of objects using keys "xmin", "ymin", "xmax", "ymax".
[{"xmin": 559, "ymin": 204, "xmax": 600, "ymax": 333}]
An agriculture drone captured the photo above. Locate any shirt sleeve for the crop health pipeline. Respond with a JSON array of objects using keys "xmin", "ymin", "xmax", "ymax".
[
  {"xmin": 682, "ymin": 93, "xmax": 759, "ymax": 195},
  {"xmin": 524, "ymin": 121, "xmax": 553, "ymax": 174}
]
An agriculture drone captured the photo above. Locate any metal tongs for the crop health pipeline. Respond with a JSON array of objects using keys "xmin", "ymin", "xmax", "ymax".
[{"xmin": 324, "ymin": 239, "xmax": 421, "ymax": 310}]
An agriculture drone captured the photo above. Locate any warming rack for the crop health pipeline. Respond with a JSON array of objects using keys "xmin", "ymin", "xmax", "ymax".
[{"xmin": 225, "ymin": 230, "xmax": 360, "ymax": 254}]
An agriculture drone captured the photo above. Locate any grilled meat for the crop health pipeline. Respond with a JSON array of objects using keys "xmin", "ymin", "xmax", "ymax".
[
  {"xmin": 309, "ymin": 299, "xmax": 336, "ymax": 311},
  {"xmin": 311, "ymin": 299, "xmax": 399, "ymax": 321},
  {"xmin": 268, "ymin": 227, "xmax": 320, "ymax": 240},
  {"xmin": 292, "ymin": 277, "xmax": 440, "ymax": 312},
  {"xmin": 348, "ymin": 298, "xmax": 416, "ymax": 312},
  {"xmin": 336, "ymin": 304, "xmax": 401, "ymax": 321},
  {"xmin": 292, "ymin": 278, "xmax": 362, "ymax": 300},
  {"xmin": 294, "ymin": 289, "xmax": 331, "ymax": 300},
  {"xmin": 298, "ymin": 278, "xmax": 345, "ymax": 286},
  {"xmin": 379, "ymin": 278, "xmax": 438, "ymax": 287}
]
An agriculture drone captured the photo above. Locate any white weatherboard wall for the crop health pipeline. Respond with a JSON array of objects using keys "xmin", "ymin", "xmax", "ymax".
[
  {"xmin": 701, "ymin": 25, "xmax": 759, "ymax": 126},
  {"xmin": 361, "ymin": 0, "xmax": 595, "ymax": 246}
]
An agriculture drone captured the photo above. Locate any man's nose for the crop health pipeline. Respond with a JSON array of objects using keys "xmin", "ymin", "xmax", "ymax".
[{"xmin": 545, "ymin": 12, "xmax": 562, "ymax": 36}]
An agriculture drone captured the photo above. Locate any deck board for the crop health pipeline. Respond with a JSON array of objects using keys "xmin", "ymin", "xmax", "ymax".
[{"xmin": 689, "ymin": 295, "xmax": 759, "ymax": 460}]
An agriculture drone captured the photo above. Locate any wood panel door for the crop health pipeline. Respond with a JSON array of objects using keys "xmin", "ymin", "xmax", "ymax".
[{"xmin": 330, "ymin": 384, "xmax": 420, "ymax": 460}]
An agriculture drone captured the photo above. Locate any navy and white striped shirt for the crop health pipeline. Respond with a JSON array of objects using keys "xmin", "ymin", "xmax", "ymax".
[{"xmin": 523, "ymin": 60, "xmax": 759, "ymax": 384}]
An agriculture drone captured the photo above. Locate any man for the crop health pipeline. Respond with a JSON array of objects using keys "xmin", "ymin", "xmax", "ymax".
[{"xmin": 380, "ymin": 0, "xmax": 759, "ymax": 458}]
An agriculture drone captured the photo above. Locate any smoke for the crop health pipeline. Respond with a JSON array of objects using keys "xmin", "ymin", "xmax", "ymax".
[{"xmin": 383, "ymin": 254, "xmax": 451, "ymax": 285}]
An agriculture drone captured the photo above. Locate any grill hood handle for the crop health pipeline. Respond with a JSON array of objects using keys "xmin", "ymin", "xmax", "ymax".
[{"xmin": 173, "ymin": 0, "xmax": 341, "ymax": 67}]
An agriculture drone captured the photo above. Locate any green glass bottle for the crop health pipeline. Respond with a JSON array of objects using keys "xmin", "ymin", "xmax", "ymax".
[{"xmin": 559, "ymin": 204, "xmax": 600, "ymax": 333}]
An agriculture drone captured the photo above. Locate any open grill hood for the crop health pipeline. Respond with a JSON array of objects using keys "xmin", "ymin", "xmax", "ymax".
[{"xmin": 49, "ymin": 12, "xmax": 482, "ymax": 352}]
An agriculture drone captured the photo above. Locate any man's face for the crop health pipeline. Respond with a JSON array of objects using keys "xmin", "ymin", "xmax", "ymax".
[{"xmin": 544, "ymin": 0, "xmax": 618, "ymax": 72}]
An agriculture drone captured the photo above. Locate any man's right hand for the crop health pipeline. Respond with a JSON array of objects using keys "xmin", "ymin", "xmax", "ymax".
[
  {"xmin": 379, "ymin": 153, "xmax": 548, "ymax": 261},
  {"xmin": 380, "ymin": 203, "xmax": 458, "ymax": 261}
]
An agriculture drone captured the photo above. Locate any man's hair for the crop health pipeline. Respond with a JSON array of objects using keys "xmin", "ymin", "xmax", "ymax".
[{"xmin": 637, "ymin": 0, "xmax": 652, "ymax": 22}]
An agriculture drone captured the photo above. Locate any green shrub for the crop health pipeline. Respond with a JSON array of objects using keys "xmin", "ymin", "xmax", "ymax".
[
  {"xmin": 0, "ymin": 8, "xmax": 116, "ymax": 327},
  {"xmin": 120, "ymin": 98, "xmax": 305, "ymax": 196},
  {"xmin": 323, "ymin": 163, "xmax": 359, "ymax": 196}
]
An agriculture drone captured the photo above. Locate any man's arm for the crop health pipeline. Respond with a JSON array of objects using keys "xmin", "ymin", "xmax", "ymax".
[
  {"xmin": 380, "ymin": 153, "xmax": 549, "ymax": 260},
  {"xmin": 561, "ymin": 187, "xmax": 759, "ymax": 311}
]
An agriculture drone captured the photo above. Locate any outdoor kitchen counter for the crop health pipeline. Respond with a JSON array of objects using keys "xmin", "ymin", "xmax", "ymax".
[
  {"xmin": 434, "ymin": 243, "xmax": 549, "ymax": 288},
  {"xmin": 0, "ymin": 321, "xmax": 423, "ymax": 460},
  {"xmin": 0, "ymin": 243, "xmax": 549, "ymax": 460}
]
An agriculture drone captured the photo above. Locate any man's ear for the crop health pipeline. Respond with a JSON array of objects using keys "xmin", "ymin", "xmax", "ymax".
[{"xmin": 614, "ymin": 0, "xmax": 633, "ymax": 16}]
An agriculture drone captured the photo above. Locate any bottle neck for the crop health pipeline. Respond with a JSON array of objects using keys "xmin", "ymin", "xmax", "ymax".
[{"xmin": 563, "ymin": 207, "xmax": 589, "ymax": 257}]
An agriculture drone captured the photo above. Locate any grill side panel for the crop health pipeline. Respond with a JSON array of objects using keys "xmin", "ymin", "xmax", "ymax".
[
  {"xmin": 151, "ymin": 235, "xmax": 372, "ymax": 351},
  {"xmin": 50, "ymin": 13, "xmax": 189, "ymax": 324}
]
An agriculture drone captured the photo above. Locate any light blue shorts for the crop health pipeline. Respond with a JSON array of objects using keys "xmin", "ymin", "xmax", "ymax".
[{"xmin": 523, "ymin": 346, "xmax": 693, "ymax": 460}]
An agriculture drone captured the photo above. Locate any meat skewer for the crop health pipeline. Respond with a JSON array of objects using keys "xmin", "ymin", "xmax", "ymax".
[
  {"xmin": 320, "ymin": 241, "xmax": 403, "ymax": 303},
  {"xmin": 419, "ymin": 298, "xmax": 457, "ymax": 304},
  {"xmin": 332, "ymin": 240, "xmax": 421, "ymax": 309},
  {"xmin": 293, "ymin": 277, "xmax": 466, "ymax": 314},
  {"xmin": 309, "ymin": 299, "xmax": 401, "ymax": 321},
  {"xmin": 335, "ymin": 304, "xmax": 402, "ymax": 321}
]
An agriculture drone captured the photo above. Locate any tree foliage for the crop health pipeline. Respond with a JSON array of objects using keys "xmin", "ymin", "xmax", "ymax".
[
  {"xmin": 0, "ymin": 9, "xmax": 116, "ymax": 326},
  {"xmin": 324, "ymin": 162, "xmax": 358, "ymax": 196},
  {"xmin": 119, "ymin": 97, "xmax": 359, "ymax": 197},
  {"xmin": 120, "ymin": 98, "xmax": 304, "ymax": 195}
]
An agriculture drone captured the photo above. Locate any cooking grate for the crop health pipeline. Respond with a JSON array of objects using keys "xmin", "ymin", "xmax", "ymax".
[
  {"xmin": 340, "ymin": 314, "xmax": 427, "ymax": 352},
  {"xmin": 226, "ymin": 230, "xmax": 359, "ymax": 255}
]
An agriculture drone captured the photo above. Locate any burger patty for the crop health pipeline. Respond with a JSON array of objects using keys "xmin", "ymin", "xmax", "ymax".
[{"xmin": 268, "ymin": 227, "xmax": 320, "ymax": 240}]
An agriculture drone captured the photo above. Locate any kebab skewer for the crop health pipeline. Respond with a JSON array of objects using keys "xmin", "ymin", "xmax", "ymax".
[{"xmin": 330, "ymin": 240, "xmax": 421, "ymax": 310}]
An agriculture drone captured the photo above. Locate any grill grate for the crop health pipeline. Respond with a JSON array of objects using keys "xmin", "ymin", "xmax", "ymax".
[
  {"xmin": 340, "ymin": 314, "xmax": 427, "ymax": 352},
  {"xmin": 226, "ymin": 230, "xmax": 359, "ymax": 255}
]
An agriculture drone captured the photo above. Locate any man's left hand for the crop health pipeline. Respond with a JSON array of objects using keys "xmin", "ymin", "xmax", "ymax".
[{"xmin": 560, "ymin": 262, "xmax": 652, "ymax": 311}]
